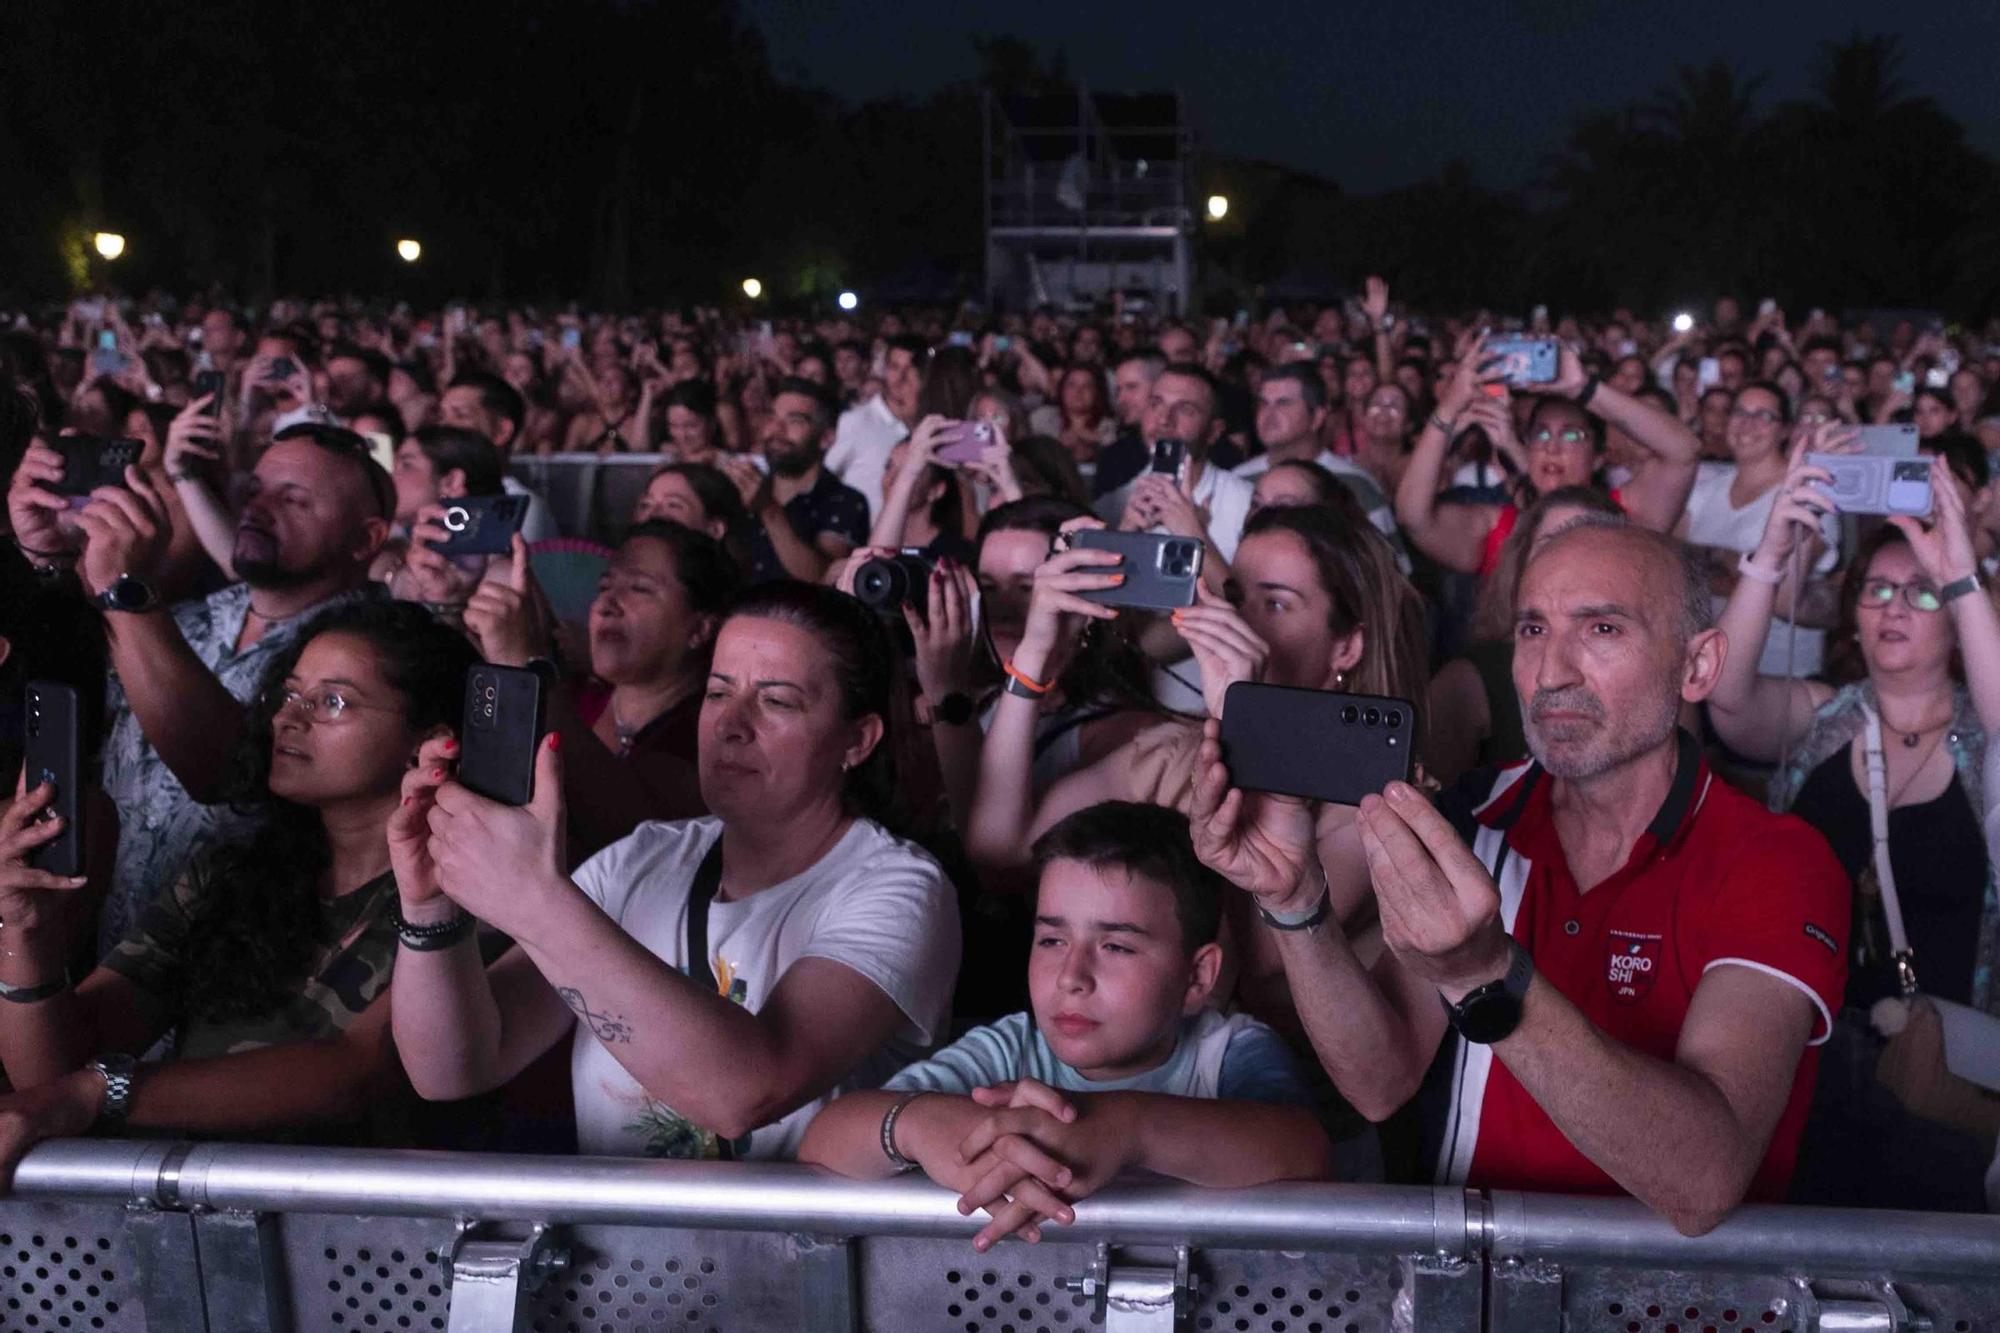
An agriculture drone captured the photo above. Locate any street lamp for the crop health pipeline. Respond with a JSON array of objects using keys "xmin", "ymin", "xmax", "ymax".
[
  {"xmin": 1205, "ymin": 195, "xmax": 1229, "ymax": 222},
  {"xmin": 837, "ymin": 290, "xmax": 858, "ymax": 312},
  {"xmin": 93, "ymin": 232, "xmax": 126, "ymax": 260},
  {"xmin": 741, "ymin": 277, "xmax": 763, "ymax": 300},
  {"xmin": 396, "ymin": 238, "xmax": 422, "ymax": 263}
]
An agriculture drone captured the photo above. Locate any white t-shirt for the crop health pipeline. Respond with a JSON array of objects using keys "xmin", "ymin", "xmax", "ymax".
[
  {"xmin": 825, "ymin": 395, "xmax": 908, "ymax": 523},
  {"xmin": 1682, "ymin": 462, "xmax": 1840, "ymax": 676},
  {"xmin": 569, "ymin": 816, "xmax": 960, "ymax": 1161}
]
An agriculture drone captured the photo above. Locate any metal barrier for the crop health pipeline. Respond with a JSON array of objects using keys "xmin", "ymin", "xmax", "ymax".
[
  {"xmin": 509, "ymin": 456, "xmax": 665, "ymax": 542},
  {"xmin": 5, "ymin": 1139, "xmax": 1998, "ymax": 1332}
]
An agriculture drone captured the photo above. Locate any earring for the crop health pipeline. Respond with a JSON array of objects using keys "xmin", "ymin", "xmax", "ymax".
[{"xmin": 1334, "ymin": 670, "xmax": 1348, "ymax": 691}]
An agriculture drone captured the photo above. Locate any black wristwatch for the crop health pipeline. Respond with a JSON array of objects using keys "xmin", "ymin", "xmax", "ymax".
[
  {"xmin": 1939, "ymin": 573, "xmax": 1983, "ymax": 606},
  {"xmin": 934, "ymin": 692, "xmax": 976, "ymax": 726},
  {"xmin": 1443, "ymin": 940, "xmax": 1535, "ymax": 1045},
  {"xmin": 94, "ymin": 573, "xmax": 159, "ymax": 614}
]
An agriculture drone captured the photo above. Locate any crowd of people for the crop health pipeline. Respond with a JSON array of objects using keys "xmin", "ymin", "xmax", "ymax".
[{"xmin": 3, "ymin": 285, "xmax": 2000, "ymax": 1242}]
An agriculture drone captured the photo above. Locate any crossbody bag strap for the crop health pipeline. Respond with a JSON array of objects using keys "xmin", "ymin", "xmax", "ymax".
[
  {"xmin": 1860, "ymin": 705, "xmax": 1920, "ymax": 996},
  {"xmin": 682, "ymin": 836, "xmax": 734, "ymax": 1159}
]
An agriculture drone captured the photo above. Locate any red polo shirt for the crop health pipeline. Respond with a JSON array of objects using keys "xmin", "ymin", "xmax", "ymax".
[{"xmin": 1431, "ymin": 730, "xmax": 1849, "ymax": 1199}]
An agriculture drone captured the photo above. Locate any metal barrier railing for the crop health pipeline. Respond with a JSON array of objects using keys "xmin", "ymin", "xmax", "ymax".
[{"xmin": 7, "ymin": 1139, "xmax": 1998, "ymax": 1332}]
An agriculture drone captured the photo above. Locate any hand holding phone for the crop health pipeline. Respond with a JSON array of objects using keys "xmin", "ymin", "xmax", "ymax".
[
  {"xmin": 50, "ymin": 436, "xmax": 144, "ymax": 501},
  {"xmin": 935, "ymin": 420, "xmax": 995, "ymax": 466},
  {"xmin": 1220, "ymin": 683, "xmax": 1415, "ymax": 806},
  {"xmin": 20, "ymin": 682, "xmax": 84, "ymax": 878},
  {"xmin": 1070, "ymin": 529, "xmax": 1203, "ymax": 611},
  {"xmin": 432, "ymin": 494, "xmax": 532, "ymax": 558},
  {"xmin": 458, "ymin": 666, "xmax": 548, "ymax": 806}
]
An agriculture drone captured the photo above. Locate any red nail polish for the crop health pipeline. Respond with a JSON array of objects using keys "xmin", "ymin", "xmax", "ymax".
[
  {"xmin": 547, "ymin": 731, "xmax": 562, "ymax": 752},
  {"xmin": 431, "ymin": 768, "xmax": 445, "ymax": 780}
]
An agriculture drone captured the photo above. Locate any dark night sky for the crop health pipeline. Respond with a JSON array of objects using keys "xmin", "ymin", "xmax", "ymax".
[{"xmin": 741, "ymin": 0, "xmax": 2000, "ymax": 193}]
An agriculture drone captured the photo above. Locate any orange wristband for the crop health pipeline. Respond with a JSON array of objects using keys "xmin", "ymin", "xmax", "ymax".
[{"xmin": 1003, "ymin": 660, "xmax": 1053, "ymax": 695}]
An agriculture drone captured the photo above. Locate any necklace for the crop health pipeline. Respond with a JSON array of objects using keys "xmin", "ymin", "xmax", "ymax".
[{"xmin": 1881, "ymin": 703, "xmax": 1953, "ymax": 749}]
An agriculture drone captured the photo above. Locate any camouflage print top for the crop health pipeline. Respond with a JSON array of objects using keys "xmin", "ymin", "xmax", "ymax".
[{"xmin": 100, "ymin": 869, "xmax": 399, "ymax": 1061}]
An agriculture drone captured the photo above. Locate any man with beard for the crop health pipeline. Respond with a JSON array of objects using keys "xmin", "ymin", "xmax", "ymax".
[
  {"xmin": 1189, "ymin": 517, "xmax": 1849, "ymax": 1235},
  {"xmin": 740, "ymin": 378, "xmax": 868, "ymax": 583},
  {"xmin": 61, "ymin": 423, "xmax": 391, "ymax": 948}
]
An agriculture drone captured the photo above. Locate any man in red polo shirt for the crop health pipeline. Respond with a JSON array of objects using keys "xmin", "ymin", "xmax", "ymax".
[{"xmin": 1191, "ymin": 516, "xmax": 1848, "ymax": 1235}]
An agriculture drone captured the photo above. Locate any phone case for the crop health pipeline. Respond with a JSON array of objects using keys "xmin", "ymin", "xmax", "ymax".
[
  {"xmin": 23, "ymin": 682, "xmax": 82, "ymax": 877},
  {"xmin": 935, "ymin": 421, "xmax": 993, "ymax": 465},
  {"xmin": 458, "ymin": 666, "xmax": 547, "ymax": 807},
  {"xmin": 1484, "ymin": 336, "xmax": 1558, "ymax": 387},
  {"xmin": 1219, "ymin": 682, "xmax": 1415, "ymax": 807},
  {"xmin": 434, "ymin": 494, "xmax": 531, "ymax": 558},
  {"xmin": 52, "ymin": 437, "xmax": 144, "ymax": 497},
  {"xmin": 1149, "ymin": 438, "xmax": 1186, "ymax": 476},
  {"xmin": 1072, "ymin": 529, "xmax": 1204, "ymax": 611}
]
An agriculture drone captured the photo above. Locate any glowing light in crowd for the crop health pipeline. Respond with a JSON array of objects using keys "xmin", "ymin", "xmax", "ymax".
[
  {"xmin": 837, "ymin": 290, "xmax": 859, "ymax": 311},
  {"xmin": 93, "ymin": 232, "xmax": 126, "ymax": 260},
  {"xmin": 397, "ymin": 238, "xmax": 423, "ymax": 263},
  {"xmin": 1205, "ymin": 195, "xmax": 1229, "ymax": 221},
  {"xmin": 742, "ymin": 277, "xmax": 764, "ymax": 299},
  {"xmin": 1672, "ymin": 312, "xmax": 1694, "ymax": 333}
]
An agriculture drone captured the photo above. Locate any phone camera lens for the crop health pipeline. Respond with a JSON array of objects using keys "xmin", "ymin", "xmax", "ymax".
[
  {"xmin": 1339, "ymin": 705, "xmax": 1359, "ymax": 725},
  {"xmin": 1386, "ymin": 709, "xmax": 1403, "ymax": 729},
  {"xmin": 1363, "ymin": 708, "xmax": 1382, "ymax": 726}
]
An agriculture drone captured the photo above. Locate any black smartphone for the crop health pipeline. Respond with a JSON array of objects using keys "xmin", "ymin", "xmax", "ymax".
[
  {"xmin": 432, "ymin": 494, "xmax": 531, "ymax": 558},
  {"xmin": 22, "ymin": 682, "xmax": 82, "ymax": 877},
  {"xmin": 193, "ymin": 369, "xmax": 227, "ymax": 415},
  {"xmin": 1149, "ymin": 438, "xmax": 1186, "ymax": 477},
  {"xmin": 1219, "ymin": 682, "xmax": 1415, "ymax": 807},
  {"xmin": 1071, "ymin": 529, "xmax": 1204, "ymax": 611},
  {"xmin": 458, "ymin": 665, "xmax": 547, "ymax": 806},
  {"xmin": 50, "ymin": 436, "xmax": 144, "ymax": 498},
  {"xmin": 266, "ymin": 356, "xmax": 298, "ymax": 381}
]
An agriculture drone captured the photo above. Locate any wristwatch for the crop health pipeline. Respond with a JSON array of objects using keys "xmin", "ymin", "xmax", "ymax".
[
  {"xmin": 84, "ymin": 1053, "xmax": 137, "ymax": 1131},
  {"xmin": 1939, "ymin": 572, "xmax": 1983, "ymax": 606},
  {"xmin": 934, "ymin": 692, "xmax": 976, "ymax": 726},
  {"xmin": 1442, "ymin": 940, "xmax": 1535, "ymax": 1045},
  {"xmin": 94, "ymin": 573, "xmax": 159, "ymax": 614}
]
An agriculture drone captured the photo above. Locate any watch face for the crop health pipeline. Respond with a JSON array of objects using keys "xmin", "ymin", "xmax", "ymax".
[
  {"xmin": 937, "ymin": 692, "xmax": 975, "ymax": 726},
  {"xmin": 1455, "ymin": 989, "xmax": 1524, "ymax": 1045}
]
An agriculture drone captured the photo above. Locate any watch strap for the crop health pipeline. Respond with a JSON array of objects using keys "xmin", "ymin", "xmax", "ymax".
[
  {"xmin": 86, "ymin": 1053, "xmax": 137, "ymax": 1131},
  {"xmin": 934, "ymin": 692, "xmax": 976, "ymax": 726},
  {"xmin": 1258, "ymin": 887, "xmax": 1331, "ymax": 932},
  {"xmin": 1939, "ymin": 573, "xmax": 1982, "ymax": 605},
  {"xmin": 1444, "ymin": 939, "xmax": 1535, "ymax": 1043}
]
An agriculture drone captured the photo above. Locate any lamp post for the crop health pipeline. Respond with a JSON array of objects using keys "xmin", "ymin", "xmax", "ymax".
[
  {"xmin": 1205, "ymin": 195, "xmax": 1229, "ymax": 222},
  {"xmin": 396, "ymin": 238, "xmax": 422, "ymax": 263},
  {"xmin": 741, "ymin": 277, "xmax": 763, "ymax": 300},
  {"xmin": 93, "ymin": 232, "xmax": 126, "ymax": 261}
]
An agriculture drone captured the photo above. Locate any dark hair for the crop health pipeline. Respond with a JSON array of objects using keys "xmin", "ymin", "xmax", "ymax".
[
  {"xmin": 1261, "ymin": 361, "xmax": 1327, "ymax": 413},
  {"xmin": 620, "ymin": 519, "xmax": 747, "ymax": 621},
  {"xmin": 1824, "ymin": 525, "xmax": 1965, "ymax": 686},
  {"xmin": 974, "ymin": 498, "xmax": 1160, "ymax": 715},
  {"xmin": 177, "ymin": 602, "xmax": 476, "ymax": 1023},
  {"xmin": 1031, "ymin": 801, "xmax": 1225, "ymax": 952},
  {"xmin": 1113, "ymin": 348, "xmax": 1166, "ymax": 377},
  {"xmin": 773, "ymin": 376, "xmax": 837, "ymax": 434},
  {"xmin": 1737, "ymin": 380, "xmax": 1792, "ymax": 424},
  {"xmin": 412, "ymin": 425, "xmax": 504, "ymax": 497},
  {"xmin": 884, "ymin": 334, "xmax": 931, "ymax": 367},
  {"xmin": 82, "ymin": 379, "xmax": 138, "ymax": 428},
  {"xmin": 328, "ymin": 341, "xmax": 391, "ymax": 387},
  {"xmin": 394, "ymin": 357, "xmax": 437, "ymax": 397},
  {"xmin": 917, "ymin": 345, "xmax": 982, "ymax": 420},
  {"xmin": 1157, "ymin": 363, "xmax": 1222, "ymax": 415},
  {"xmin": 645, "ymin": 461, "xmax": 755, "ymax": 571},
  {"xmin": 663, "ymin": 378, "xmax": 718, "ymax": 421},
  {"xmin": 1258, "ymin": 460, "xmax": 1372, "ymax": 528},
  {"xmin": 1525, "ymin": 395, "xmax": 1606, "ymax": 454},
  {"xmin": 1006, "ymin": 435, "xmax": 1090, "ymax": 507},
  {"xmin": 721, "ymin": 582, "xmax": 904, "ymax": 828},
  {"xmin": 270, "ymin": 422, "xmax": 396, "ymax": 519},
  {"xmin": 1926, "ymin": 432, "xmax": 1989, "ymax": 489},
  {"xmin": 352, "ymin": 399, "xmax": 408, "ymax": 447},
  {"xmin": 450, "ymin": 370, "xmax": 526, "ymax": 441}
]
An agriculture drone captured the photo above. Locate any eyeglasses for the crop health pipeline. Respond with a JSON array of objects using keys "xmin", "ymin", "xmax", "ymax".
[
  {"xmin": 1364, "ymin": 401, "xmax": 1407, "ymax": 415},
  {"xmin": 1730, "ymin": 408, "xmax": 1783, "ymax": 426},
  {"xmin": 1798, "ymin": 410, "xmax": 1834, "ymax": 426},
  {"xmin": 1860, "ymin": 579, "xmax": 1943, "ymax": 613},
  {"xmin": 264, "ymin": 686, "xmax": 399, "ymax": 724},
  {"xmin": 1528, "ymin": 427, "xmax": 1590, "ymax": 449}
]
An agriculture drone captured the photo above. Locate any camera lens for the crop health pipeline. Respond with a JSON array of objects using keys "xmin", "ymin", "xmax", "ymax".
[
  {"xmin": 1340, "ymin": 705, "xmax": 1359, "ymax": 725},
  {"xmin": 1363, "ymin": 708, "xmax": 1381, "ymax": 726},
  {"xmin": 1386, "ymin": 709, "xmax": 1403, "ymax": 729}
]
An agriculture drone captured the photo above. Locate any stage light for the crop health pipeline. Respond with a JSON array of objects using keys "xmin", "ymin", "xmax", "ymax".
[
  {"xmin": 837, "ymin": 290, "xmax": 858, "ymax": 311},
  {"xmin": 93, "ymin": 232, "xmax": 126, "ymax": 260},
  {"xmin": 1205, "ymin": 195, "xmax": 1229, "ymax": 221},
  {"xmin": 1672, "ymin": 312, "xmax": 1694, "ymax": 333},
  {"xmin": 742, "ymin": 277, "xmax": 763, "ymax": 299},
  {"xmin": 396, "ymin": 238, "xmax": 422, "ymax": 263}
]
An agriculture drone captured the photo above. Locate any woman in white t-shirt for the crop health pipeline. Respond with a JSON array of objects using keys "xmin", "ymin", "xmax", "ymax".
[{"xmin": 387, "ymin": 582, "xmax": 960, "ymax": 1160}]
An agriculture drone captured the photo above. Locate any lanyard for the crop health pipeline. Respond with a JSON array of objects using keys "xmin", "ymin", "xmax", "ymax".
[{"xmin": 1860, "ymin": 704, "xmax": 1921, "ymax": 997}]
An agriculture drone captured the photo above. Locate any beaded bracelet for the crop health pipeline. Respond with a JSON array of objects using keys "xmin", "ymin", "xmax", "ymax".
[{"xmin": 392, "ymin": 903, "xmax": 475, "ymax": 952}]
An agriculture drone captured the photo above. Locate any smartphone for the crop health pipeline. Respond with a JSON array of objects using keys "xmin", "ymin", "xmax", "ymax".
[
  {"xmin": 22, "ymin": 682, "xmax": 82, "ymax": 878},
  {"xmin": 50, "ymin": 435, "xmax": 144, "ymax": 499},
  {"xmin": 458, "ymin": 666, "xmax": 547, "ymax": 806},
  {"xmin": 1483, "ymin": 335, "xmax": 1559, "ymax": 387},
  {"xmin": 1892, "ymin": 370, "xmax": 1916, "ymax": 396},
  {"xmin": 946, "ymin": 331, "xmax": 976, "ymax": 349},
  {"xmin": 432, "ymin": 493, "xmax": 531, "ymax": 558},
  {"xmin": 1219, "ymin": 682, "xmax": 1415, "ymax": 807},
  {"xmin": 936, "ymin": 420, "xmax": 995, "ymax": 465},
  {"xmin": 1149, "ymin": 438, "xmax": 1186, "ymax": 477},
  {"xmin": 1808, "ymin": 424, "xmax": 1929, "ymax": 518},
  {"xmin": 359, "ymin": 430, "xmax": 397, "ymax": 476},
  {"xmin": 267, "ymin": 356, "xmax": 298, "ymax": 381},
  {"xmin": 90, "ymin": 330, "xmax": 127, "ymax": 378},
  {"xmin": 1696, "ymin": 357, "xmax": 1722, "ymax": 393},
  {"xmin": 993, "ymin": 334, "xmax": 1013, "ymax": 354},
  {"xmin": 561, "ymin": 327, "xmax": 582, "ymax": 351},
  {"xmin": 1071, "ymin": 529, "xmax": 1203, "ymax": 611},
  {"xmin": 194, "ymin": 369, "xmax": 227, "ymax": 415}
]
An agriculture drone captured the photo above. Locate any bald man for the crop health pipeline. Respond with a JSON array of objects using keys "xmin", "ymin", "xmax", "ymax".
[{"xmin": 1191, "ymin": 516, "xmax": 1850, "ymax": 1234}]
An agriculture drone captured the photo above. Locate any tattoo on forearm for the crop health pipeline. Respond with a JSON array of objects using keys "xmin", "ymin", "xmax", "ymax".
[{"xmin": 558, "ymin": 987, "xmax": 633, "ymax": 1044}]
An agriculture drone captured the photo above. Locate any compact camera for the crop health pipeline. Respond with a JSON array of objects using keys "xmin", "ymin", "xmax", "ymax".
[{"xmin": 853, "ymin": 549, "xmax": 938, "ymax": 612}]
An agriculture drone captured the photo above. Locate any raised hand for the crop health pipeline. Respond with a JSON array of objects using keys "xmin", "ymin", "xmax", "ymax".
[
  {"xmin": 1888, "ymin": 453, "xmax": 1978, "ymax": 588},
  {"xmin": 1354, "ymin": 783, "xmax": 1513, "ymax": 1001},
  {"xmin": 75, "ymin": 466, "xmax": 172, "ymax": 600},
  {"xmin": 905, "ymin": 558, "xmax": 979, "ymax": 705},
  {"xmin": 425, "ymin": 734, "xmax": 570, "ymax": 941},
  {"xmin": 1171, "ymin": 582, "xmax": 1268, "ymax": 718},
  {"xmin": 1361, "ymin": 275, "xmax": 1390, "ymax": 326},
  {"xmin": 463, "ymin": 536, "xmax": 551, "ymax": 666},
  {"xmin": 1751, "ymin": 425, "xmax": 1851, "ymax": 569},
  {"xmin": 389, "ymin": 736, "xmax": 460, "ymax": 909},
  {"xmin": 1187, "ymin": 718, "xmax": 1318, "ymax": 910},
  {"xmin": 6, "ymin": 441, "xmax": 79, "ymax": 558},
  {"xmin": 0, "ymin": 779, "xmax": 89, "ymax": 932}
]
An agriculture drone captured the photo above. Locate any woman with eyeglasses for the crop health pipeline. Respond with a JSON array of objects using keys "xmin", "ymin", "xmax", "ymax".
[
  {"xmin": 1395, "ymin": 336, "xmax": 1700, "ymax": 580},
  {"xmin": 1709, "ymin": 449, "xmax": 2000, "ymax": 1212},
  {"xmin": 0, "ymin": 602, "xmax": 475, "ymax": 1175}
]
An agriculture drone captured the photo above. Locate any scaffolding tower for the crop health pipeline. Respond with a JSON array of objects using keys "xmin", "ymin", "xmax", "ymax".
[{"xmin": 983, "ymin": 88, "xmax": 1196, "ymax": 316}]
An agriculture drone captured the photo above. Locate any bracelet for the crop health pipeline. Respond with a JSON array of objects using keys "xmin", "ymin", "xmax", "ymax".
[
  {"xmin": 1426, "ymin": 413, "xmax": 1456, "ymax": 436},
  {"xmin": 1258, "ymin": 888, "xmax": 1331, "ymax": 933},
  {"xmin": 1002, "ymin": 660, "xmax": 1053, "ymax": 696},
  {"xmin": 392, "ymin": 902, "xmax": 475, "ymax": 952},
  {"xmin": 0, "ymin": 973, "xmax": 71, "ymax": 1004},
  {"xmin": 879, "ymin": 1091, "xmax": 928, "ymax": 1172},
  {"xmin": 1574, "ymin": 375, "xmax": 1602, "ymax": 411},
  {"xmin": 1736, "ymin": 553, "xmax": 1784, "ymax": 586},
  {"xmin": 166, "ymin": 471, "xmax": 207, "ymax": 485}
]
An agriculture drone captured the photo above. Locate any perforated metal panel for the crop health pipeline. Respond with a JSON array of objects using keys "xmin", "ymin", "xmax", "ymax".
[
  {"xmin": 1560, "ymin": 1268, "xmax": 1996, "ymax": 1333},
  {"xmin": 275, "ymin": 1213, "xmax": 459, "ymax": 1332},
  {"xmin": 522, "ymin": 1226, "xmax": 811, "ymax": 1332},
  {"xmin": 1192, "ymin": 1251, "xmax": 1402, "ymax": 1333},
  {"xmin": 0, "ymin": 1207, "xmax": 143, "ymax": 1333},
  {"xmin": 861, "ymin": 1236, "xmax": 1106, "ymax": 1332}
]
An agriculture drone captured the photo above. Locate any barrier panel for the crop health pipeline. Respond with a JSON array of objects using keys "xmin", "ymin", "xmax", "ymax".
[
  {"xmin": 509, "ymin": 456, "xmax": 665, "ymax": 542},
  {"xmin": 5, "ymin": 1139, "xmax": 1998, "ymax": 1332}
]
